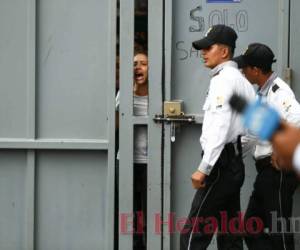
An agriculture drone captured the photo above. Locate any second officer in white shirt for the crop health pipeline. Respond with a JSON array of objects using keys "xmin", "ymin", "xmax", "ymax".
[{"xmin": 234, "ymin": 43, "xmax": 299, "ymax": 250}]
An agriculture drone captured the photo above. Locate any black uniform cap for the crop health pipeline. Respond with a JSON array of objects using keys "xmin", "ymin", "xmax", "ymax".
[
  {"xmin": 233, "ymin": 43, "xmax": 277, "ymax": 69},
  {"xmin": 192, "ymin": 24, "xmax": 237, "ymax": 50}
]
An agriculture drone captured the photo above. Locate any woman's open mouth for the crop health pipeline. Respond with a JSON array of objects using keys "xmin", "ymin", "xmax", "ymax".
[{"xmin": 135, "ymin": 72, "xmax": 144, "ymax": 81}]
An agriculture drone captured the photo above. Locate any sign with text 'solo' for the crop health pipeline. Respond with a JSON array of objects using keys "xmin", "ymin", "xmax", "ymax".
[{"xmin": 207, "ymin": 0, "xmax": 241, "ymax": 3}]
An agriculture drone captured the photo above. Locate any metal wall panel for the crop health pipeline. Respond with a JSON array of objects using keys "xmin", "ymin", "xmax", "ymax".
[
  {"xmin": 148, "ymin": 0, "xmax": 164, "ymax": 248},
  {"xmin": 37, "ymin": 0, "xmax": 108, "ymax": 139},
  {"xmin": 35, "ymin": 151, "xmax": 107, "ymax": 250},
  {"xmin": 118, "ymin": 0, "xmax": 135, "ymax": 248},
  {"xmin": 0, "ymin": 0, "xmax": 116, "ymax": 249},
  {"xmin": 0, "ymin": 150, "xmax": 28, "ymax": 249},
  {"xmin": 0, "ymin": 1, "xmax": 31, "ymax": 138}
]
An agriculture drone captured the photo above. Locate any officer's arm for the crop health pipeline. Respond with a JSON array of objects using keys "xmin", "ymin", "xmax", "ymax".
[{"xmin": 198, "ymin": 78, "xmax": 233, "ymax": 175}]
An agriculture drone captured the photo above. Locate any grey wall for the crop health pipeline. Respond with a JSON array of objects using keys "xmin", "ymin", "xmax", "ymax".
[
  {"xmin": 37, "ymin": 0, "xmax": 108, "ymax": 139},
  {"xmin": 0, "ymin": 1, "xmax": 115, "ymax": 249}
]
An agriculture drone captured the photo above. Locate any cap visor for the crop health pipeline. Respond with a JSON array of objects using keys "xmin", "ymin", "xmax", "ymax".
[
  {"xmin": 192, "ymin": 37, "xmax": 214, "ymax": 50},
  {"xmin": 232, "ymin": 55, "xmax": 248, "ymax": 68}
]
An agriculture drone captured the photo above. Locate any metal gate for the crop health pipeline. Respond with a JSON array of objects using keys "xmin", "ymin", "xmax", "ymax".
[
  {"xmin": 118, "ymin": 0, "xmax": 300, "ymax": 249},
  {"xmin": 1, "ymin": 0, "xmax": 299, "ymax": 250},
  {"xmin": 0, "ymin": 1, "xmax": 116, "ymax": 249},
  {"xmin": 118, "ymin": 0, "xmax": 164, "ymax": 249}
]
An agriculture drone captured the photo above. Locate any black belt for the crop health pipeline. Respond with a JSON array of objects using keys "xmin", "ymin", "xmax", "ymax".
[
  {"xmin": 225, "ymin": 135, "xmax": 243, "ymax": 158},
  {"xmin": 255, "ymin": 156, "xmax": 272, "ymax": 173},
  {"xmin": 255, "ymin": 156, "xmax": 271, "ymax": 167},
  {"xmin": 255, "ymin": 156, "xmax": 298, "ymax": 178},
  {"xmin": 201, "ymin": 136, "xmax": 243, "ymax": 160}
]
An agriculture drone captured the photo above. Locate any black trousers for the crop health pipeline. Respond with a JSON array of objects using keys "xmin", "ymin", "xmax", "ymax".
[
  {"xmin": 180, "ymin": 143, "xmax": 245, "ymax": 250},
  {"xmin": 244, "ymin": 157, "xmax": 299, "ymax": 250}
]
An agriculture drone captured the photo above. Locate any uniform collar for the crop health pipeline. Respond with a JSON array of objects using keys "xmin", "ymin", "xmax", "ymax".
[
  {"xmin": 210, "ymin": 61, "xmax": 238, "ymax": 76},
  {"xmin": 210, "ymin": 60, "xmax": 238, "ymax": 77},
  {"xmin": 258, "ymin": 72, "xmax": 278, "ymax": 96}
]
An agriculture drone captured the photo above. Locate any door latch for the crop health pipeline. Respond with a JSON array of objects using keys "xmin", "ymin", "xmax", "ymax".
[
  {"xmin": 153, "ymin": 100, "xmax": 195, "ymax": 123},
  {"xmin": 164, "ymin": 100, "xmax": 184, "ymax": 116},
  {"xmin": 153, "ymin": 100, "xmax": 195, "ymax": 142}
]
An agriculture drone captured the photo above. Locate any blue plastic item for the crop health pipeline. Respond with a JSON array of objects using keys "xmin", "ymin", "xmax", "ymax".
[{"xmin": 243, "ymin": 98, "xmax": 280, "ymax": 140}]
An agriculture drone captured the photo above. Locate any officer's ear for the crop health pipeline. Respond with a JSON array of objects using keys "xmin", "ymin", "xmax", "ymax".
[{"xmin": 219, "ymin": 44, "xmax": 231, "ymax": 59}]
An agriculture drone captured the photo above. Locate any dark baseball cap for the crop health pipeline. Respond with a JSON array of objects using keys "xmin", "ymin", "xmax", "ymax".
[
  {"xmin": 233, "ymin": 43, "xmax": 277, "ymax": 69},
  {"xmin": 192, "ymin": 24, "xmax": 237, "ymax": 50}
]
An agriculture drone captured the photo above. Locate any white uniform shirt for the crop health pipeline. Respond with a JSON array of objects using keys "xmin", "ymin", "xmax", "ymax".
[
  {"xmin": 198, "ymin": 61, "xmax": 256, "ymax": 175},
  {"xmin": 132, "ymin": 95, "xmax": 148, "ymax": 164},
  {"xmin": 254, "ymin": 73, "xmax": 300, "ymax": 159}
]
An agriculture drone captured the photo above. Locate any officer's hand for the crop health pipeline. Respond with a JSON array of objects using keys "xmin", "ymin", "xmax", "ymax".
[
  {"xmin": 191, "ymin": 171, "xmax": 206, "ymax": 189},
  {"xmin": 271, "ymin": 122, "xmax": 300, "ymax": 171}
]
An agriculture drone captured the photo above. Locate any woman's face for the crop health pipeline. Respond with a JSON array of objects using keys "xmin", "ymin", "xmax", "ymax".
[{"xmin": 134, "ymin": 53, "xmax": 148, "ymax": 86}]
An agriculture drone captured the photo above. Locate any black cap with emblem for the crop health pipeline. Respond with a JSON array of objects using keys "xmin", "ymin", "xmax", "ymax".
[
  {"xmin": 233, "ymin": 43, "xmax": 277, "ymax": 70},
  {"xmin": 192, "ymin": 24, "xmax": 238, "ymax": 50}
]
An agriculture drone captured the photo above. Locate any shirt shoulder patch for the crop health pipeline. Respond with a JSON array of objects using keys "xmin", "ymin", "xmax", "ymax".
[
  {"xmin": 282, "ymin": 100, "xmax": 292, "ymax": 113},
  {"xmin": 216, "ymin": 96, "xmax": 224, "ymax": 109},
  {"xmin": 272, "ymin": 84, "xmax": 280, "ymax": 93}
]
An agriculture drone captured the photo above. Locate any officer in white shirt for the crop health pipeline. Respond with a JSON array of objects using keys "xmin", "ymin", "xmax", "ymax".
[
  {"xmin": 234, "ymin": 43, "xmax": 299, "ymax": 250},
  {"xmin": 180, "ymin": 25, "xmax": 255, "ymax": 250}
]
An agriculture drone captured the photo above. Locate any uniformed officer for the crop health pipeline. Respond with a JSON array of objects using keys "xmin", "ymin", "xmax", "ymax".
[
  {"xmin": 180, "ymin": 25, "xmax": 255, "ymax": 250},
  {"xmin": 234, "ymin": 43, "xmax": 300, "ymax": 250}
]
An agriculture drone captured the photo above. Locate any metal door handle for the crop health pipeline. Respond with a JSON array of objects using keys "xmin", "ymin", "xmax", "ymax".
[{"xmin": 153, "ymin": 114, "xmax": 195, "ymax": 124}]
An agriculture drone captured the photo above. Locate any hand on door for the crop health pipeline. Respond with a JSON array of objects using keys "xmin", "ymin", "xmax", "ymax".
[{"xmin": 191, "ymin": 170, "xmax": 206, "ymax": 189}]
